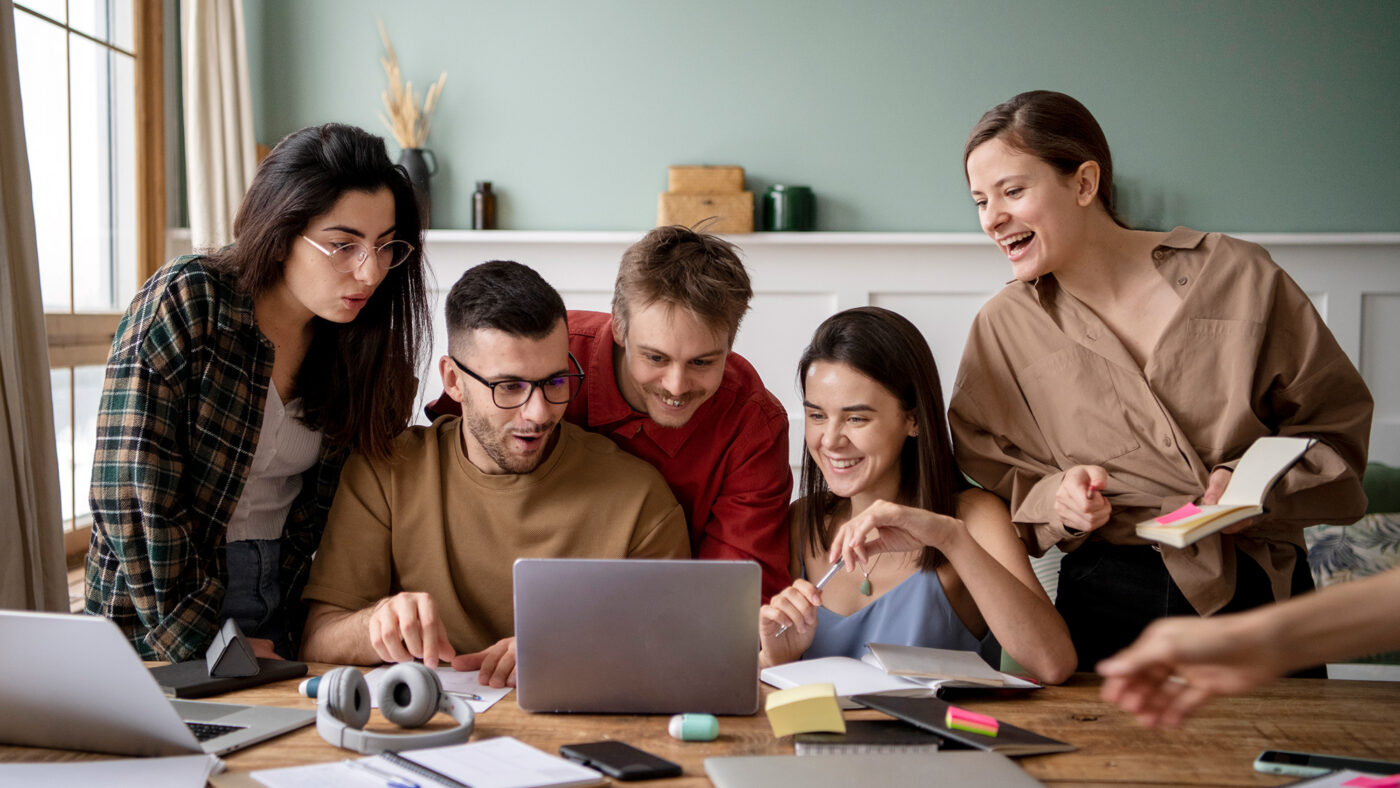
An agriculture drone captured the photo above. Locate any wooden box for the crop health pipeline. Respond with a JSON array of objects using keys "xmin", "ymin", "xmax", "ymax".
[
  {"xmin": 657, "ymin": 192, "xmax": 754, "ymax": 233},
  {"xmin": 668, "ymin": 165, "xmax": 745, "ymax": 194}
]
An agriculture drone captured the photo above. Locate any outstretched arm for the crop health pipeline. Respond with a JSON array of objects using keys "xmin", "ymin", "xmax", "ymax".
[{"xmin": 1098, "ymin": 567, "xmax": 1400, "ymax": 727}]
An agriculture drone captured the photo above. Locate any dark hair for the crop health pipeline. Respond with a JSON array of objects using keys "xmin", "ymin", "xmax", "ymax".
[
  {"xmin": 203, "ymin": 123, "xmax": 430, "ymax": 461},
  {"xmin": 612, "ymin": 225, "xmax": 753, "ymax": 346},
  {"xmin": 796, "ymin": 307, "xmax": 965, "ymax": 572},
  {"xmin": 445, "ymin": 260, "xmax": 567, "ymax": 346},
  {"xmin": 963, "ymin": 90, "xmax": 1128, "ymax": 228}
]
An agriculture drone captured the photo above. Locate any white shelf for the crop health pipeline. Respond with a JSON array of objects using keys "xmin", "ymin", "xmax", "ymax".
[{"xmin": 422, "ymin": 229, "xmax": 1400, "ymax": 246}]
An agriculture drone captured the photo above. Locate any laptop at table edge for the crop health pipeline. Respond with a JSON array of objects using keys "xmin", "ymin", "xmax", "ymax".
[{"xmin": 0, "ymin": 610, "xmax": 314, "ymax": 757}]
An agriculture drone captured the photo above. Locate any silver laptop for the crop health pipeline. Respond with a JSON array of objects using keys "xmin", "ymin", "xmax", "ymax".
[
  {"xmin": 0, "ymin": 610, "xmax": 314, "ymax": 757},
  {"xmin": 514, "ymin": 558, "xmax": 760, "ymax": 714},
  {"xmin": 705, "ymin": 753, "xmax": 1045, "ymax": 787}
]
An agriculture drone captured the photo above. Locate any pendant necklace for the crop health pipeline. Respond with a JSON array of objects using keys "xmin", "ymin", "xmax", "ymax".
[{"xmin": 858, "ymin": 554, "xmax": 884, "ymax": 596}]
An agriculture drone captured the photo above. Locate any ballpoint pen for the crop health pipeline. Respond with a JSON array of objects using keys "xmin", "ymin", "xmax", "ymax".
[
  {"xmin": 345, "ymin": 758, "xmax": 421, "ymax": 788},
  {"xmin": 447, "ymin": 690, "xmax": 483, "ymax": 701},
  {"xmin": 773, "ymin": 557, "xmax": 844, "ymax": 638}
]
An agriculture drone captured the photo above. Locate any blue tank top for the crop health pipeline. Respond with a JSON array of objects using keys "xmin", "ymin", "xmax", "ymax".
[{"xmin": 802, "ymin": 560, "xmax": 984, "ymax": 661}]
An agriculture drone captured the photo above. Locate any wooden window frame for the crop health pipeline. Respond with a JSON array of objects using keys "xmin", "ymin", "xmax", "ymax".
[{"xmin": 30, "ymin": 0, "xmax": 166, "ymax": 560}]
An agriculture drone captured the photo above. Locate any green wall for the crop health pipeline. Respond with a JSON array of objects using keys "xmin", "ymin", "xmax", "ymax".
[{"xmin": 245, "ymin": 0, "xmax": 1399, "ymax": 232}]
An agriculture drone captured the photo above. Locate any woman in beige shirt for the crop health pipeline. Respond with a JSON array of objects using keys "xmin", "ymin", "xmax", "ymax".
[{"xmin": 949, "ymin": 90, "xmax": 1372, "ymax": 671}]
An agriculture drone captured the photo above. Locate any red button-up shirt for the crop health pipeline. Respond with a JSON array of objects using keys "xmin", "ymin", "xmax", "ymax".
[{"xmin": 427, "ymin": 310, "xmax": 793, "ymax": 600}]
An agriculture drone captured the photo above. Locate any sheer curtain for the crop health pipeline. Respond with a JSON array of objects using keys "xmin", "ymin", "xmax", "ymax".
[
  {"xmin": 182, "ymin": 0, "xmax": 255, "ymax": 251},
  {"xmin": 0, "ymin": 0, "xmax": 67, "ymax": 612}
]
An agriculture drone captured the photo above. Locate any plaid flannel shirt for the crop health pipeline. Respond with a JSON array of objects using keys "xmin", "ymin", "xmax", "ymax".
[{"xmin": 84, "ymin": 256, "xmax": 348, "ymax": 661}]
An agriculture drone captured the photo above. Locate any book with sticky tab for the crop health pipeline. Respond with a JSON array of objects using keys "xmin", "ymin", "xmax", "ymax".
[{"xmin": 1136, "ymin": 436, "xmax": 1315, "ymax": 548}]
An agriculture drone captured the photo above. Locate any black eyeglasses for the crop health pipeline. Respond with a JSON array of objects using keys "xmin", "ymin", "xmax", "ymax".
[{"xmin": 449, "ymin": 351, "xmax": 585, "ymax": 409}]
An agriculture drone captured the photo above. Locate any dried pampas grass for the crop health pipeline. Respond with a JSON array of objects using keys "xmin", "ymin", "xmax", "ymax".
[{"xmin": 377, "ymin": 19, "xmax": 446, "ymax": 149}]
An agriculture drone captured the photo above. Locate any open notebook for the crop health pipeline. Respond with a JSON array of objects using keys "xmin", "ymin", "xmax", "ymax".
[
  {"xmin": 761, "ymin": 645, "xmax": 1038, "ymax": 710},
  {"xmin": 1136, "ymin": 436, "xmax": 1314, "ymax": 547}
]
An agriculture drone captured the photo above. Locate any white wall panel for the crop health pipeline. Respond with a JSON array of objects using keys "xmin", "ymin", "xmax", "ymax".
[
  {"xmin": 168, "ymin": 229, "xmax": 1400, "ymax": 465},
  {"xmin": 1362, "ymin": 294, "xmax": 1400, "ymax": 464},
  {"xmin": 870, "ymin": 291, "xmax": 998, "ymax": 397}
]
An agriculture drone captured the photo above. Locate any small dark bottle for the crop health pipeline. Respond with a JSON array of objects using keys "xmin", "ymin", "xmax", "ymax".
[{"xmin": 472, "ymin": 181, "xmax": 497, "ymax": 230}]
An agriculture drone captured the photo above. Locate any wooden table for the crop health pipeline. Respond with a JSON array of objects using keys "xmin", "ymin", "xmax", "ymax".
[{"xmin": 4, "ymin": 666, "xmax": 1398, "ymax": 787}]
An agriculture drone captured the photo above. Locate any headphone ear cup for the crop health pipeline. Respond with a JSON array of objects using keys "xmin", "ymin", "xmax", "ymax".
[
  {"xmin": 377, "ymin": 663, "xmax": 444, "ymax": 729},
  {"xmin": 319, "ymin": 667, "xmax": 372, "ymax": 730}
]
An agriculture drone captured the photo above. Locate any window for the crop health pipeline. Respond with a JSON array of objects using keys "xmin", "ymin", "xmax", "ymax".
[{"xmin": 15, "ymin": 0, "xmax": 163, "ymax": 574}]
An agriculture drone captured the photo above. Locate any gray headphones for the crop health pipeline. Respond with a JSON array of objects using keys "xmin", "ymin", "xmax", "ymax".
[{"xmin": 315, "ymin": 664, "xmax": 475, "ymax": 754}]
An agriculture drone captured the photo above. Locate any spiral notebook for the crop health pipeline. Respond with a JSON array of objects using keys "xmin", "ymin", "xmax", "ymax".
[{"xmin": 251, "ymin": 736, "xmax": 606, "ymax": 788}]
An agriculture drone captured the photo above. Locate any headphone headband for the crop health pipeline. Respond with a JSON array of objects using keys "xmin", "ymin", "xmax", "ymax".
[{"xmin": 315, "ymin": 664, "xmax": 475, "ymax": 754}]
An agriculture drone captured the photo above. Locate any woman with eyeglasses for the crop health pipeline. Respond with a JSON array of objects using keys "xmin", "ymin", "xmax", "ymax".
[{"xmin": 85, "ymin": 123, "xmax": 430, "ymax": 662}]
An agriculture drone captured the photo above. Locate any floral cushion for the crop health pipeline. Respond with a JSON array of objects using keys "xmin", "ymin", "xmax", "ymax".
[
  {"xmin": 1305, "ymin": 512, "xmax": 1400, "ymax": 665},
  {"xmin": 1306, "ymin": 513, "xmax": 1400, "ymax": 585}
]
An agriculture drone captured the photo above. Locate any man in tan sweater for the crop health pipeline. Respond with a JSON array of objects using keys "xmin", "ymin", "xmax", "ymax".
[{"xmin": 300, "ymin": 261, "xmax": 690, "ymax": 686}]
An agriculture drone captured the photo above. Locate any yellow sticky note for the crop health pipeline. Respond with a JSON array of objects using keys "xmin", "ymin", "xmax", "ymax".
[{"xmin": 764, "ymin": 683, "xmax": 847, "ymax": 738}]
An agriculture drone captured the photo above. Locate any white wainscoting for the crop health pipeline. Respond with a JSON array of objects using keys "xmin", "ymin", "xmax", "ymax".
[{"xmin": 167, "ymin": 229, "xmax": 1400, "ymax": 467}]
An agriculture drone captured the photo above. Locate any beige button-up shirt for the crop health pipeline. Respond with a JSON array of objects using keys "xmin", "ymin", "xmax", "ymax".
[{"xmin": 949, "ymin": 228, "xmax": 1371, "ymax": 615}]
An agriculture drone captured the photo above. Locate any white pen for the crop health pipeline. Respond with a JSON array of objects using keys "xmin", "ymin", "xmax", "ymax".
[{"xmin": 773, "ymin": 557, "xmax": 844, "ymax": 638}]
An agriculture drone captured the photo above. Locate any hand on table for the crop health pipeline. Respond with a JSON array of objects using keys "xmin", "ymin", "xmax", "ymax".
[
  {"xmin": 453, "ymin": 637, "xmax": 516, "ymax": 688},
  {"xmin": 368, "ymin": 591, "xmax": 457, "ymax": 668},
  {"xmin": 1057, "ymin": 465, "xmax": 1110, "ymax": 532}
]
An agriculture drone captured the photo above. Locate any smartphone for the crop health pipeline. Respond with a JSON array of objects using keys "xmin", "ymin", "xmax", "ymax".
[
  {"xmin": 1253, "ymin": 749, "xmax": 1400, "ymax": 778},
  {"xmin": 559, "ymin": 740, "xmax": 683, "ymax": 781}
]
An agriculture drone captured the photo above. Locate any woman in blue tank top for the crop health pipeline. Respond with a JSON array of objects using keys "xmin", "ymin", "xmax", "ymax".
[{"xmin": 758, "ymin": 308, "xmax": 1076, "ymax": 684}]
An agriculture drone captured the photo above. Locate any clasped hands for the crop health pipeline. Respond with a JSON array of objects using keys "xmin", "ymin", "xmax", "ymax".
[
  {"xmin": 367, "ymin": 591, "xmax": 517, "ymax": 687},
  {"xmin": 1056, "ymin": 465, "xmax": 1244, "ymax": 534}
]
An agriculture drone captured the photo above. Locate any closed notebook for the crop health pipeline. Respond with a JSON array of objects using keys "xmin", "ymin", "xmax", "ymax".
[
  {"xmin": 148, "ymin": 658, "xmax": 308, "ymax": 699},
  {"xmin": 794, "ymin": 719, "xmax": 943, "ymax": 755},
  {"xmin": 853, "ymin": 695, "xmax": 1075, "ymax": 757},
  {"xmin": 1136, "ymin": 436, "xmax": 1314, "ymax": 548}
]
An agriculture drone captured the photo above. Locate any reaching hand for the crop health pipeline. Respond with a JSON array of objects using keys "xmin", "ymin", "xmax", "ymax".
[
  {"xmin": 1097, "ymin": 615, "xmax": 1281, "ymax": 727},
  {"xmin": 452, "ymin": 637, "xmax": 517, "ymax": 688},
  {"xmin": 758, "ymin": 580, "xmax": 823, "ymax": 666},
  {"xmin": 367, "ymin": 591, "xmax": 457, "ymax": 668},
  {"xmin": 1056, "ymin": 465, "xmax": 1110, "ymax": 532}
]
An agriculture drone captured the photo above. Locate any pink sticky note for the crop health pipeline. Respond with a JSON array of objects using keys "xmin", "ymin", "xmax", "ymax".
[
  {"xmin": 1155, "ymin": 503, "xmax": 1203, "ymax": 525},
  {"xmin": 946, "ymin": 705, "xmax": 999, "ymax": 736},
  {"xmin": 1343, "ymin": 776, "xmax": 1400, "ymax": 788}
]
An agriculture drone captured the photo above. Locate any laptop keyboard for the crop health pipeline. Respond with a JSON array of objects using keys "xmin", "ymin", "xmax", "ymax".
[{"xmin": 186, "ymin": 721, "xmax": 245, "ymax": 741}]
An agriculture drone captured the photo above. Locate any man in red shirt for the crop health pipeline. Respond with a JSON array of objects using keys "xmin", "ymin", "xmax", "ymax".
[{"xmin": 428, "ymin": 227, "xmax": 792, "ymax": 599}]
